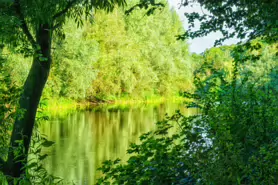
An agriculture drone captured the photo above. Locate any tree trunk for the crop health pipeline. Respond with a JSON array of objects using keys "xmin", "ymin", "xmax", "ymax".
[{"xmin": 4, "ymin": 24, "xmax": 52, "ymax": 178}]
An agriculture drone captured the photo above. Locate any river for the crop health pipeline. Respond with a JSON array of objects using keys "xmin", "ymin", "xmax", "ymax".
[{"xmin": 40, "ymin": 102, "xmax": 196, "ymax": 184}]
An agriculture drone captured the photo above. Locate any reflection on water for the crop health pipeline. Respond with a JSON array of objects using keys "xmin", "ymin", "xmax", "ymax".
[{"xmin": 40, "ymin": 102, "xmax": 194, "ymax": 184}]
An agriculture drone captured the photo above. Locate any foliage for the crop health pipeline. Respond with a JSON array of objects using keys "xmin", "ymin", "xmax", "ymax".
[
  {"xmin": 0, "ymin": 51, "xmax": 59, "ymax": 184},
  {"xmin": 124, "ymin": 1, "xmax": 193, "ymax": 96},
  {"xmin": 24, "ymin": 104, "xmax": 63, "ymax": 185},
  {"xmin": 0, "ymin": 49, "xmax": 21, "ymax": 164},
  {"xmin": 0, "ymin": 0, "xmax": 128, "ymax": 180},
  {"xmin": 45, "ymin": 20, "xmax": 99, "ymax": 100},
  {"xmin": 194, "ymin": 46, "xmax": 234, "ymax": 83},
  {"xmin": 96, "ymin": 43, "xmax": 278, "ymax": 184},
  {"xmin": 85, "ymin": 2, "xmax": 193, "ymax": 99},
  {"xmin": 3, "ymin": 1, "xmax": 194, "ymax": 102},
  {"xmin": 1, "ymin": 0, "xmax": 277, "ymax": 183},
  {"xmin": 179, "ymin": 0, "xmax": 278, "ymax": 45}
]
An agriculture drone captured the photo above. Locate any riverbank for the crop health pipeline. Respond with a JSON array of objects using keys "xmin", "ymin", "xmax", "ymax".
[{"xmin": 42, "ymin": 95, "xmax": 188, "ymax": 114}]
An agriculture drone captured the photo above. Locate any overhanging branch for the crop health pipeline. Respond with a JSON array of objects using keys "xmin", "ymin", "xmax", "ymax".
[
  {"xmin": 125, "ymin": 1, "xmax": 164, "ymax": 15},
  {"xmin": 53, "ymin": 0, "xmax": 79, "ymax": 20},
  {"xmin": 13, "ymin": 0, "xmax": 36, "ymax": 49}
]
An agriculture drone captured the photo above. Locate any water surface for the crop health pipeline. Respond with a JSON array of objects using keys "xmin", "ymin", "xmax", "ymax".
[{"xmin": 40, "ymin": 102, "xmax": 195, "ymax": 184}]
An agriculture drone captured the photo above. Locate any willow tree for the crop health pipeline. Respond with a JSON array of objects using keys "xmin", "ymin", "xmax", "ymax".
[{"xmin": 0, "ymin": 0, "xmax": 126, "ymax": 178}]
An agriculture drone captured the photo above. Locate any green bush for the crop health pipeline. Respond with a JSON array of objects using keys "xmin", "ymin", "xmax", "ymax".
[{"xmin": 97, "ymin": 45, "xmax": 278, "ymax": 185}]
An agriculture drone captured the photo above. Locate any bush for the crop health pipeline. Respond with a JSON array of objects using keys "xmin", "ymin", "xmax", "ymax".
[{"xmin": 96, "ymin": 45, "xmax": 278, "ymax": 185}]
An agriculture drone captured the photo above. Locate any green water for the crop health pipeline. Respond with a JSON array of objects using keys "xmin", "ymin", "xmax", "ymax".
[{"xmin": 40, "ymin": 102, "xmax": 195, "ymax": 184}]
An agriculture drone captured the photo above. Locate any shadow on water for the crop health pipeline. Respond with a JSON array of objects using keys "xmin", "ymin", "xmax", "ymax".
[{"xmin": 40, "ymin": 102, "xmax": 196, "ymax": 184}]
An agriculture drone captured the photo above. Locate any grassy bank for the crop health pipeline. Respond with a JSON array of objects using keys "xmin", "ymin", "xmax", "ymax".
[{"xmin": 42, "ymin": 95, "xmax": 187, "ymax": 114}]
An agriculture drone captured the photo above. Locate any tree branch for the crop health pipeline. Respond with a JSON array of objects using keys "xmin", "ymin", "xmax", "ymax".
[
  {"xmin": 13, "ymin": 0, "xmax": 37, "ymax": 48},
  {"xmin": 53, "ymin": 0, "xmax": 79, "ymax": 20}
]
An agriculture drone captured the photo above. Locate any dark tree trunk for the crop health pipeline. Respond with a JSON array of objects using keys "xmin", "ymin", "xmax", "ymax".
[{"xmin": 4, "ymin": 24, "xmax": 52, "ymax": 178}]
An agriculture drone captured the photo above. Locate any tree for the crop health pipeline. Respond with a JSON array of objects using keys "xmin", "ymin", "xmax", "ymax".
[
  {"xmin": 0, "ymin": 0, "xmax": 126, "ymax": 178},
  {"xmin": 46, "ymin": 20, "xmax": 99, "ymax": 100},
  {"xmin": 179, "ymin": 0, "xmax": 278, "ymax": 45},
  {"xmin": 85, "ymin": 1, "xmax": 193, "ymax": 99}
]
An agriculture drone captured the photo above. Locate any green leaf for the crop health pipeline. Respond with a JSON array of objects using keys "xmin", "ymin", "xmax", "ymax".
[
  {"xmin": 39, "ymin": 154, "xmax": 48, "ymax": 161},
  {"xmin": 41, "ymin": 140, "xmax": 55, "ymax": 147},
  {"xmin": 27, "ymin": 162, "xmax": 37, "ymax": 169},
  {"xmin": 39, "ymin": 56, "xmax": 48, "ymax": 62}
]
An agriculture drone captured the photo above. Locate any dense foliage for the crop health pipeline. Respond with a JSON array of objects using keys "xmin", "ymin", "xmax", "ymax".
[
  {"xmin": 2, "ymin": 3, "xmax": 193, "ymax": 102},
  {"xmin": 0, "ymin": 0, "xmax": 277, "ymax": 184},
  {"xmin": 97, "ymin": 42, "xmax": 278, "ymax": 185},
  {"xmin": 0, "ymin": 48, "xmax": 19, "ymax": 164},
  {"xmin": 180, "ymin": 0, "xmax": 278, "ymax": 45},
  {"xmin": 0, "ymin": 0, "xmax": 126, "ymax": 180},
  {"xmin": 0, "ymin": 49, "xmax": 59, "ymax": 184},
  {"xmin": 0, "ymin": 0, "xmax": 193, "ymax": 182},
  {"xmin": 85, "ymin": 4, "xmax": 192, "ymax": 99}
]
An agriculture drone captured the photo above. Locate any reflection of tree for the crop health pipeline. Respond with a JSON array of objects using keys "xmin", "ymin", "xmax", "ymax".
[{"xmin": 39, "ymin": 103, "xmax": 191, "ymax": 184}]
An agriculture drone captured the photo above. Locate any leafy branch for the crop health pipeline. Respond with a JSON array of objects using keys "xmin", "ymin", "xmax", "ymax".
[
  {"xmin": 53, "ymin": 0, "xmax": 79, "ymax": 20},
  {"xmin": 13, "ymin": 0, "xmax": 36, "ymax": 48},
  {"xmin": 125, "ymin": 0, "xmax": 164, "ymax": 16}
]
